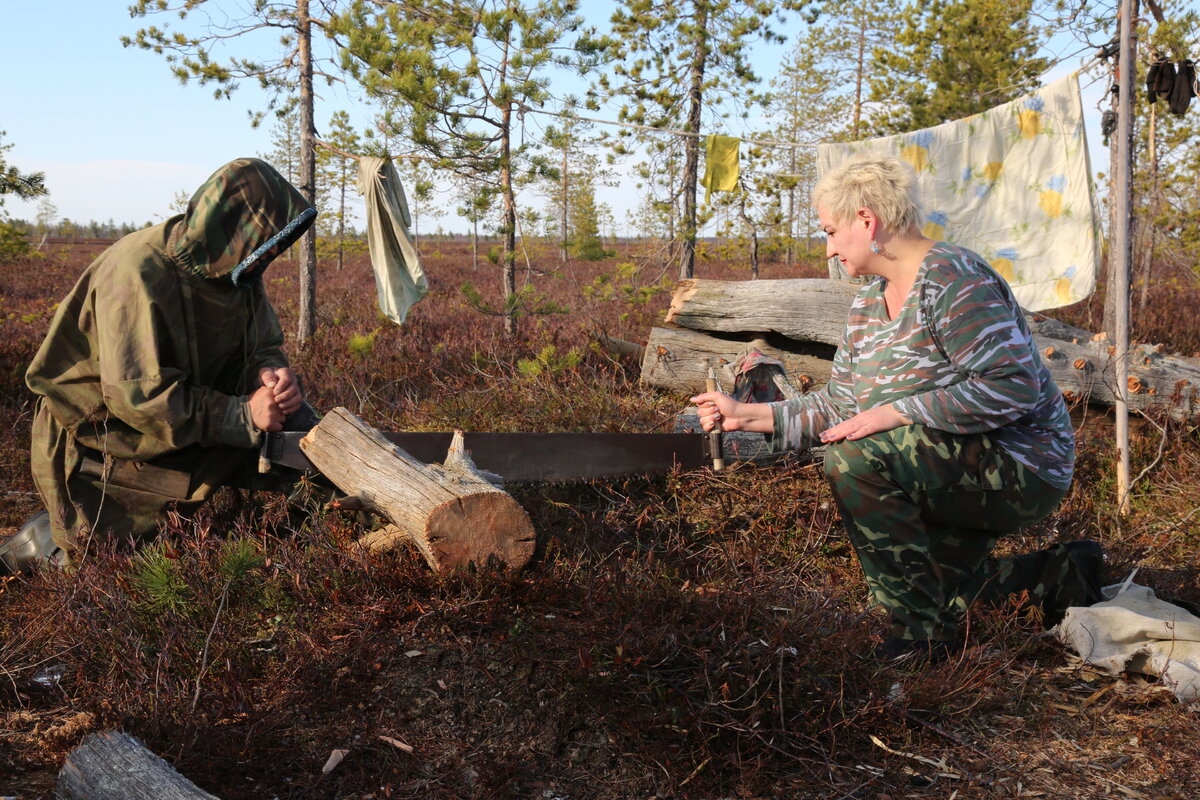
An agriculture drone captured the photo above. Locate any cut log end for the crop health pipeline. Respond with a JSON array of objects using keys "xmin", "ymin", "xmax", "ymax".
[{"xmin": 426, "ymin": 493, "xmax": 536, "ymax": 571}]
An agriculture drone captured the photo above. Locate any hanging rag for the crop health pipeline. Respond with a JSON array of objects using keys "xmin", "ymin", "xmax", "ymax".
[
  {"xmin": 817, "ymin": 73, "xmax": 1099, "ymax": 313},
  {"xmin": 1169, "ymin": 59, "xmax": 1196, "ymax": 115},
  {"xmin": 701, "ymin": 135, "xmax": 741, "ymax": 204},
  {"xmin": 357, "ymin": 156, "xmax": 429, "ymax": 325},
  {"xmin": 1056, "ymin": 583, "xmax": 1200, "ymax": 704}
]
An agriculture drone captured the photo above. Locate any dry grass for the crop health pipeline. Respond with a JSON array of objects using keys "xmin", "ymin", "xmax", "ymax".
[{"xmin": 1, "ymin": 240, "xmax": 1198, "ymax": 799}]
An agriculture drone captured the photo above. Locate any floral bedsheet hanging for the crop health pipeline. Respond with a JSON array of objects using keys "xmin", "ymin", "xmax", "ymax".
[{"xmin": 817, "ymin": 73, "xmax": 1100, "ymax": 312}]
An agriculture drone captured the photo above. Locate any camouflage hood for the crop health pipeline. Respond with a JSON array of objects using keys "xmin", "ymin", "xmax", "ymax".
[{"xmin": 172, "ymin": 157, "xmax": 316, "ymax": 287}]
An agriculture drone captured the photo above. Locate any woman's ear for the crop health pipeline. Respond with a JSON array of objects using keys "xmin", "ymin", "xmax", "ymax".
[{"xmin": 856, "ymin": 207, "xmax": 877, "ymax": 238}]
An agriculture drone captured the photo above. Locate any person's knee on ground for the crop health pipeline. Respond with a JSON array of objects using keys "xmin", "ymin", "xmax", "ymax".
[{"xmin": 823, "ymin": 434, "xmax": 968, "ymax": 646}]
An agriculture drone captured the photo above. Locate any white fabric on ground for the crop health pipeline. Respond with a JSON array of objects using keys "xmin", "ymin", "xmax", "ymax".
[
  {"xmin": 357, "ymin": 156, "xmax": 429, "ymax": 325},
  {"xmin": 1056, "ymin": 583, "xmax": 1200, "ymax": 703}
]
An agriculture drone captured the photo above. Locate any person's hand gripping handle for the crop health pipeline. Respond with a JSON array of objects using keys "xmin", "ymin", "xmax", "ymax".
[{"xmin": 706, "ymin": 367, "xmax": 725, "ymax": 471}]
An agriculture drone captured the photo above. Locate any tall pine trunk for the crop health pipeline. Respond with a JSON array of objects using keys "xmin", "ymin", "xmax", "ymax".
[
  {"xmin": 499, "ymin": 34, "xmax": 517, "ymax": 337},
  {"xmin": 560, "ymin": 141, "xmax": 569, "ymax": 265},
  {"xmin": 678, "ymin": 2, "xmax": 708, "ymax": 281},
  {"xmin": 297, "ymin": 0, "xmax": 317, "ymax": 345},
  {"xmin": 337, "ymin": 160, "xmax": 347, "ymax": 271}
]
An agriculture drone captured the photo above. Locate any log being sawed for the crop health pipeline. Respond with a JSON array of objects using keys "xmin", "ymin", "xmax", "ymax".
[
  {"xmin": 300, "ymin": 407, "xmax": 536, "ymax": 572},
  {"xmin": 654, "ymin": 278, "xmax": 1200, "ymax": 420}
]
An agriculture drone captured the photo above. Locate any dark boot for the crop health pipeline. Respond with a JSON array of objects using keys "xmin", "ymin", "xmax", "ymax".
[
  {"xmin": 0, "ymin": 511, "xmax": 66, "ymax": 575},
  {"xmin": 1042, "ymin": 540, "xmax": 1105, "ymax": 626},
  {"xmin": 872, "ymin": 637, "xmax": 957, "ymax": 665}
]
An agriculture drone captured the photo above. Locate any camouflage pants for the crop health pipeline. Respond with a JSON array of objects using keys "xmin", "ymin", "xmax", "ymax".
[{"xmin": 824, "ymin": 425, "xmax": 1072, "ymax": 643}]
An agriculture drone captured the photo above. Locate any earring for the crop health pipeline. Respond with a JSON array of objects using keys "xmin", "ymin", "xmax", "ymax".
[{"xmin": 870, "ymin": 239, "xmax": 880, "ymax": 254}]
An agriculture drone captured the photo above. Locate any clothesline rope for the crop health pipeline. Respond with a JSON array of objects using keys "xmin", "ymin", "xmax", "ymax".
[
  {"xmin": 316, "ymin": 139, "xmax": 431, "ymax": 163},
  {"xmin": 514, "ymin": 102, "xmax": 820, "ymax": 150}
]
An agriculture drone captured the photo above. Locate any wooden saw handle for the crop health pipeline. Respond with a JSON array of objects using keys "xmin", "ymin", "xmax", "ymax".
[{"xmin": 705, "ymin": 369, "xmax": 725, "ymax": 472}]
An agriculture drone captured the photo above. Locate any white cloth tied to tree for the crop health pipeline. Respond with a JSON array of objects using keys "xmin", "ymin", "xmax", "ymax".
[
  {"xmin": 1056, "ymin": 583, "xmax": 1200, "ymax": 704},
  {"xmin": 817, "ymin": 73, "xmax": 1099, "ymax": 312},
  {"xmin": 357, "ymin": 156, "xmax": 429, "ymax": 325}
]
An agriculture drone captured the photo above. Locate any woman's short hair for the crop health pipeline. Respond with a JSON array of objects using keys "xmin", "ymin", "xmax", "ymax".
[{"xmin": 812, "ymin": 152, "xmax": 923, "ymax": 233}]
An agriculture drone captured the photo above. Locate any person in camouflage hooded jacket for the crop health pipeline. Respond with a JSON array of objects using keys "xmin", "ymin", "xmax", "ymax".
[{"xmin": 16, "ymin": 158, "xmax": 317, "ymax": 570}]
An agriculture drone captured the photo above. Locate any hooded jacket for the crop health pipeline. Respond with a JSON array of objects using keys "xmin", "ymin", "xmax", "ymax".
[{"xmin": 26, "ymin": 158, "xmax": 315, "ymax": 463}]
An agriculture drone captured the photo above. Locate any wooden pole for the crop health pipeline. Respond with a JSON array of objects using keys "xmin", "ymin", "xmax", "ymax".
[{"xmin": 1114, "ymin": 0, "xmax": 1136, "ymax": 515}]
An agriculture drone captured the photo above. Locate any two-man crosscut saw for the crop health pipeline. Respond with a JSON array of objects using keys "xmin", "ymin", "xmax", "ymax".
[{"xmin": 260, "ymin": 430, "xmax": 723, "ymax": 483}]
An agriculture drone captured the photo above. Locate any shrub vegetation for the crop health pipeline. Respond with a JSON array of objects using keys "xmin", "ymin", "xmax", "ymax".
[{"xmin": 1, "ymin": 241, "xmax": 1198, "ymax": 799}]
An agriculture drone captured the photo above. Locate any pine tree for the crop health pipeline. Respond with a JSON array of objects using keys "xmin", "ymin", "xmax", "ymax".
[
  {"xmin": 262, "ymin": 110, "xmax": 303, "ymax": 187},
  {"xmin": 0, "ymin": 131, "xmax": 47, "ymax": 209},
  {"xmin": 564, "ymin": 153, "xmax": 615, "ymax": 260},
  {"xmin": 454, "ymin": 177, "xmax": 499, "ymax": 272},
  {"xmin": 765, "ymin": 3, "xmax": 897, "ymax": 265},
  {"xmin": 317, "ymin": 110, "xmax": 362, "ymax": 271},
  {"xmin": 1129, "ymin": 3, "xmax": 1200, "ymax": 310},
  {"xmin": 595, "ymin": 0, "xmax": 816, "ymax": 279},
  {"xmin": 0, "ymin": 132, "xmax": 47, "ymax": 258},
  {"xmin": 124, "ymin": 0, "xmax": 347, "ymax": 345},
  {"xmin": 868, "ymin": 0, "xmax": 1051, "ymax": 134}
]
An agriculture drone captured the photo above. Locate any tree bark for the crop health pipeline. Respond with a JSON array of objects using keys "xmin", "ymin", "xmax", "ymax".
[
  {"xmin": 297, "ymin": 0, "xmax": 318, "ymax": 346},
  {"xmin": 1139, "ymin": 101, "xmax": 1157, "ymax": 313},
  {"xmin": 677, "ymin": 1, "xmax": 709, "ymax": 281},
  {"xmin": 666, "ymin": 278, "xmax": 858, "ymax": 346},
  {"xmin": 58, "ymin": 731, "xmax": 219, "ymax": 800},
  {"xmin": 499, "ymin": 39, "xmax": 518, "ymax": 337},
  {"xmin": 641, "ymin": 325, "xmax": 834, "ymax": 397},
  {"xmin": 561, "ymin": 136, "xmax": 570, "ymax": 265},
  {"xmin": 300, "ymin": 408, "xmax": 536, "ymax": 571}
]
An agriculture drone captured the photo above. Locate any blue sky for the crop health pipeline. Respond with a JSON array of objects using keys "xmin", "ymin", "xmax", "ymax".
[
  {"xmin": 1, "ymin": 2, "xmax": 365, "ymax": 228},
  {"xmin": 2, "ymin": 2, "xmax": 1110, "ymax": 235}
]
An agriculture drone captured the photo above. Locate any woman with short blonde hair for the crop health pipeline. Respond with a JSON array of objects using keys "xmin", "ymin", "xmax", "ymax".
[
  {"xmin": 692, "ymin": 152, "xmax": 1102, "ymax": 665},
  {"xmin": 812, "ymin": 152, "xmax": 923, "ymax": 235}
]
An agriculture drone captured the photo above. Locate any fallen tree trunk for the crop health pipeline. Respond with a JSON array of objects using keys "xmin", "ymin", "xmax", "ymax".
[
  {"xmin": 58, "ymin": 731, "xmax": 219, "ymax": 800},
  {"xmin": 640, "ymin": 326, "xmax": 835, "ymax": 397},
  {"xmin": 1040, "ymin": 338, "xmax": 1200, "ymax": 420},
  {"xmin": 301, "ymin": 407, "xmax": 536, "ymax": 572},
  {"xmin": 660, "ymin": 279, "xmax": 1200, "ymax": 419},
  {"xmin": 666, "ymin": 278, "xmax": 857, "ymax": 346}
]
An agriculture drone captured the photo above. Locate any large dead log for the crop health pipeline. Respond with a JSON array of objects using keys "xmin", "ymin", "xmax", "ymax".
[
  {"xmin": 301, "ymin": 407, "xmax": 535, "ymax": 572},
  {"xmin": 640, "ymin": 326, "xmax": 835, "ymax": 397},
  {"xmin": 661, "ymin": 279, "xmax": 1200, "ymax": 419},
  {"xmin": 1040, "ymin": 338, "xmax": 1200, "ymax": 420},
  {"xmin": 58, "ymin": 731, "xmax": 218, "ymax": 800},
  {"xmin": 665, "ymin": 278, "xmax": 857, "ymax": 346}
]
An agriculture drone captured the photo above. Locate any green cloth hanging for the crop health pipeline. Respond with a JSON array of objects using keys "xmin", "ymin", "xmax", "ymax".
[{"xmin": 701, "ymin": 134, "xmax": 741, "ymax": 203}]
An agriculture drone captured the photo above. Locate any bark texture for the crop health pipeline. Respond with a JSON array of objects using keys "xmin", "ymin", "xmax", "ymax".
[
  {"xmin": 655, "ymin": 279, "xmax": 1200, "ymax": 419},
  {"xmin": 58, "ymin": 731, "xmax": 219, "ymax": 800},
  {"xmin": 640, "ymin": 325, "xmax": 835, "ymax": 397}
]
